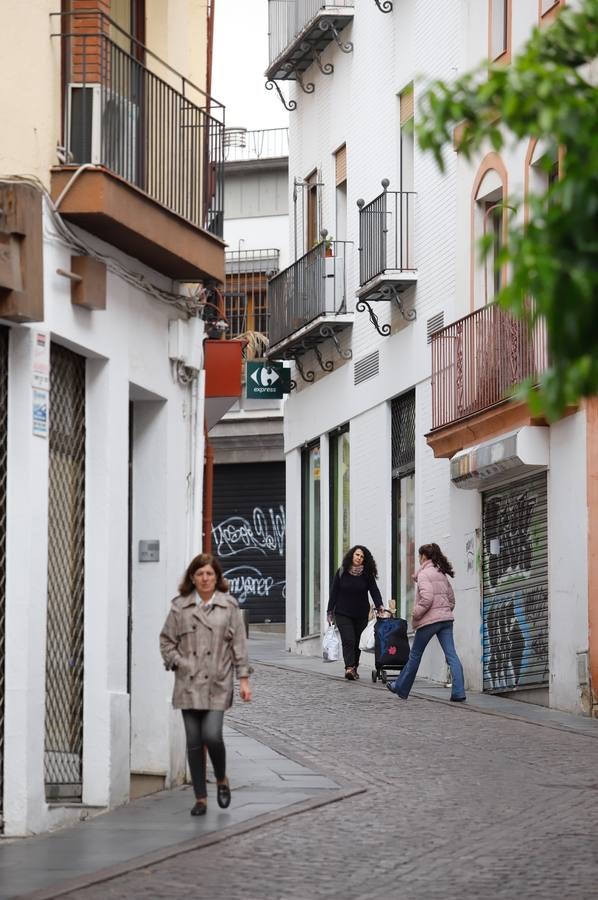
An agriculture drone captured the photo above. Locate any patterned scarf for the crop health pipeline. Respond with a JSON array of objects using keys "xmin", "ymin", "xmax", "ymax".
[{"xmin": 349, "ymin": 564, "xmax": 364, "ymax": 576}]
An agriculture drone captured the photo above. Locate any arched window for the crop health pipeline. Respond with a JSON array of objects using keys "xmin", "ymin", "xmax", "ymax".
[{"xmin": 471, "ymin": 156, "xmax": 508, "ymax": 309}]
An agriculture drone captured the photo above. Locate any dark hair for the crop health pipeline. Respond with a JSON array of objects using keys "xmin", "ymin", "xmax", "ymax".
[
  {"xmin": 419, "ymin": 543, "xmax": 454, "ymax": 578},
  {"xmin": 178, "ymin": 553, "xmax": 229, "ymax": 596},
  {"xmin": 341, "ymin": 545, "xmax": 378, "ymax": 579}
]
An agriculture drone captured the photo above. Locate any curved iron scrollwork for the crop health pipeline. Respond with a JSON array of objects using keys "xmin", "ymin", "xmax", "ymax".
[
  {"xmin": 292, "ymin": 355, "xmax": 315, "ymax": 383},
  {"xmin": 265, "ymin": 80, "xmax": 297, "ymax": 111},
  {"xmin": 314, "ymin": 345, "xmax": 334, "ymax": 373},
  {"xmin": 318, "ymin": 19, "xmax": 353, "ymax": 53},
  {"xmin": 356, "ymin": 298, "xmax": 391, "ymax": 337},
  {"xmin": 379, "ymin": 284, "xmax": 417, "ymax": 321},
  {"xmin": 295, "ymin": 70, "xmax": 315, "ymax": 94},
  {"xmin": 312, "ymin": 47, "xmax": 334, "ymax": 75},
  {"xmin": 319, "ymin": 325, "xmax": 353, "ymax": 359},
  {"xmin": 374, "ymin": 0, "xmax": 393, "ymax": 11}
]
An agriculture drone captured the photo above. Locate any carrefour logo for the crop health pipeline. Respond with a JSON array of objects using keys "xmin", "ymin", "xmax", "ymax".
[{"xmin": 250, "ymin": 366, "xmax": 280, "ymax": 388}]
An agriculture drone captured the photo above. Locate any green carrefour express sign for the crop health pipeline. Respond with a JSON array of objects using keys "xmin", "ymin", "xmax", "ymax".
[{"xmin": 245, "ymin": 360, "xmax": 291, "ymax": 399}]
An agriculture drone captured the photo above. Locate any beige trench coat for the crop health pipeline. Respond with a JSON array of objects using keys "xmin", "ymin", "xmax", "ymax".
[{"xmin": 159, "ymin": 591, "xmax": 251, "ymax": 711}]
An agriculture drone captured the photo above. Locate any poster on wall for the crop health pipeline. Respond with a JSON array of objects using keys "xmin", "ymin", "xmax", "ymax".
[{"xmin": 212, "ymin": 463, "xmax": 286, "ymax": 623}]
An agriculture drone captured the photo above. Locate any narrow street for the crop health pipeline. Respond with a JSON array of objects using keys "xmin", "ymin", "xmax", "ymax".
[{"xmin": 8, "ymin": 635, "xmax": 598, "ymax": 900}]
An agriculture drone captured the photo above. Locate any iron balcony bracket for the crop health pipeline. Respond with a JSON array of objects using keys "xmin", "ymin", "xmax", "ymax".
[
  {"xmin": 292, "ymin": 355, "xmax": 315, "ymax": 383},
  {"xmin": 319, "ymin": 324, "xmax": 353, "ymax": 359},
  {"xmin": 374, "ymin": 0, "xmax": 393, "ymax": 11},
  {"xmin": 265, "ymin": 80, "xmax": 297, "ymax": 111},
  {"xmin": 311, "ymin": 46, "xmax": 334, "ymax": 75},
  {"xmin": 314, "ymin": 345, "xmax": 334, "ymax": 373},
  {"xmin": 295, "ymin": 70, "xmax": 315, "ymax": 94},
  {"xmin": 357, "ymin": 285, "xmax": 416, "ymax": 337},
  {"xmin": 318, "ymin": 19, "xmax": 354, "ymax": 53},
  {"xmin": 356, "ymin": 298, "xmax": 391, "ymax": 337}
]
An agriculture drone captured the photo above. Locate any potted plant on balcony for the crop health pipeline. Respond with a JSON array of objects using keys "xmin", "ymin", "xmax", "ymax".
[{"xmin": 318, "ymin": 229, "xmax": 334, "ymax": 257}]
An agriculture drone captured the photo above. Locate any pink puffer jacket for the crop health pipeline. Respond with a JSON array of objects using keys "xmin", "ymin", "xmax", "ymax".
[{"xmin": 412, "ymin": 560, "xmax": 455, "ymax": 630}]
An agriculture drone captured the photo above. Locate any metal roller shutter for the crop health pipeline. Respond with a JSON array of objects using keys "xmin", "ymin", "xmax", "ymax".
[
  {"xmin": 482, "ymin": 472, "xmax": 548, "ymax": 692},
  {"xmin": 212, "ymin": 463, "xmax": 286, "ymax": 623}
]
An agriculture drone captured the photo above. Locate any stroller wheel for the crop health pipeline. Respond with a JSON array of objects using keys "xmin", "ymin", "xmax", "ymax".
[
  {"xmin": 381, "ymin": 671, "xmax": 388, "ymax": 683},
  {"xmin": 371, "ymin": 670, "xmax": 377, "ymax": 683}
]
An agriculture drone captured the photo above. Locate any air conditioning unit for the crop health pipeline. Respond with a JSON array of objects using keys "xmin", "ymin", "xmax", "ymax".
[{"xmin": 66, "ymin": 83, "xmax": 139, "ymax": 184}]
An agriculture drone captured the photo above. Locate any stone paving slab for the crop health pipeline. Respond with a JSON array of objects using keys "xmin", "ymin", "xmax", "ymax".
[{"xmin": 0, "ymin": 727, "xmax": 352, "ymax": 900}]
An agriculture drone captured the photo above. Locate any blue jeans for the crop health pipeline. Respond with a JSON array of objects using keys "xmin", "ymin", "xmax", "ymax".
[{"xmin": 393, "ymin": 621, "xmax": 465, "ymax": 700}]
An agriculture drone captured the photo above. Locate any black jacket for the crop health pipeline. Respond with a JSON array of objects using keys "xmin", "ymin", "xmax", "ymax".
[{"xmin": 327, "ymin": 569, "xmax": 383, "ymax": 620}]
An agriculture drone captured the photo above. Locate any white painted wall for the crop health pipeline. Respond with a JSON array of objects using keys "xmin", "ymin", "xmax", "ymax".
[
  {"xmin": 281, "ymin": 0, "xmax": 592, "ymax": 715},
  {"xmin": 2, "ymin": 207, "xmax": 201, "ymax": 835},
  {"xmin": 224, "ymin": 215, "xmax": 289, "ymax": 271}
]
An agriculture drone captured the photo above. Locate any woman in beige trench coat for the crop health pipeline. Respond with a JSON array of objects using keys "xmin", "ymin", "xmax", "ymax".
[{"xmin": 160, "ymin": 553, "xmax": 252, "ymax": 816}]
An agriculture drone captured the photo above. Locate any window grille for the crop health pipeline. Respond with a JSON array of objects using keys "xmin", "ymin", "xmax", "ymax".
[
  {"xmin": 0, "ymin": 327, "xmax": 8, "ymax": 825},
  {"xmin": 391, "ymin": 390, "xmax": 415, "ymax": 476}
]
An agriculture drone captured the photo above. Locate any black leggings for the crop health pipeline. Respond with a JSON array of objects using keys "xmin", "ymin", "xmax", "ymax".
[
  {"xmin": 182, "ymin": 709, "xmax": 226, "ymax": 800},
  {"xmin": 334, "ymin": 613, "xmax": 369, "ymax": 670}
]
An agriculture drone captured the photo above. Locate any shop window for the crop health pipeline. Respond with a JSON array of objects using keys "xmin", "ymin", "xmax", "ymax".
[
  {"xmin": 329, "ymin": 426, "xmax": 350, "ymax": 582},
  {"xmin": 301, "ymin": 441, "xmax": 321, "ymax": 636},
  {"xmin": 391, "ymin": 392, "xmax": 416, "ymax": 620}
]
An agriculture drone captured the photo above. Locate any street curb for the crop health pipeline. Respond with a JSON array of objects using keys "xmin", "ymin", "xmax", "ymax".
[
  {"xmin": 15, "ymin": 784, "xmax": 365, "ymax": 900},
  {"xmin": 254, "ymin": 659, "xmax": 598, "ymax": 742}
]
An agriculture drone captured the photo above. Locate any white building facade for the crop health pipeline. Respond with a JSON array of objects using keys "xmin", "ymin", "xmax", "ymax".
[
  {"xmin": 0, "ymin": 0, "xmax": 236, "ymax": 835},
  {"xmin": 266, "ymin": 0, "xmax": 596, "ymax": 717}
]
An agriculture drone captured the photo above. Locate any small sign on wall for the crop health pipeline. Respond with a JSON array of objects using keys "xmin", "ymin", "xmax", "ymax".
[
  {"xmin": 139, "ymin": 540, "xmax": 160, "ymax": 562},
  {"xmin": 32, "ymin": 388, "xmax": 49, "ymax": 438},
  {"xmin": 32, "ymin": 330, "xmax": 50, "ymax": 390}
]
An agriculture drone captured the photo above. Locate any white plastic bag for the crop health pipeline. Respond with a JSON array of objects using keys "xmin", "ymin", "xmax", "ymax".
[
  {"xmin": 359, "ymin": 617, "xmax": 376, "ymax": 653},
  {"xmin": 322, "ymin": 624, "xmax": 341, "ymax": 662}
]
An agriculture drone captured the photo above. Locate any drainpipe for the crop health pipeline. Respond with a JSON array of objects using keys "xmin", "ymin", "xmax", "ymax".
[{"xmin": 203, "ymin": 418, "xmax": 214, "ymax": 553}]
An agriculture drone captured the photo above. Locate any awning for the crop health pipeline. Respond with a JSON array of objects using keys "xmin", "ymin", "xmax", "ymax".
[{"xmin": 450, "ymin": 426, "xmax": 549, "ymax": 490}]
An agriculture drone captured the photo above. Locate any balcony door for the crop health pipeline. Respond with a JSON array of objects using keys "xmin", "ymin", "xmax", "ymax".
[{"xmin": 301, "ymin": 442, "xmax": 321, "ymax": 637}]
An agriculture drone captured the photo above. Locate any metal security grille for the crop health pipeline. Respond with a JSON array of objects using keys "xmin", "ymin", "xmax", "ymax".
[
  {"xmin": 0, "ymin": 327, "xmax": 8, "ymax": 825},
  {"xmin": 45, "ymin": 345, "xmax": 85, "ymax": 801},
  {"xmin": 391, "ymin": 390, "xmax": 415, "ymax": 477},
  {"xmin": 482, "ymin": 473, "xmax": 548, "ymax": 693}
]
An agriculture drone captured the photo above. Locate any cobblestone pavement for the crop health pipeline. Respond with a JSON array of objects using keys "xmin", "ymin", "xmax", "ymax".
[{"xmin": 60, "ymin": 663, "xmax": 598, "ymax": 900}]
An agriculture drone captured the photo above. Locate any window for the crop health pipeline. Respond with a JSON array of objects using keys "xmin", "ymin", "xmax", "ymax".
[
  {"xmin": 306, "ymin": 169, "xmax": 320, "ymax": 250},
  {"xmin": 391, "ymin": 392, "xmax": 416, "ymax": 620},
  {"xmin": 329, "ymin": 426, "xmax": 350, "ymax": 582},
  {"xmin": 489, "ymin": 0, "xmax": 511, "ymax": 62},
  {"xmin": 472, "ymin": 163, "xmax": 507, "ymax": 307},
  {"xmin": 335, "ymin": 145, "xmax": 347, "ymax": 243},
  {"xmin": 301, "ymin": 442, "xmax": 321, "ymax": 636}
]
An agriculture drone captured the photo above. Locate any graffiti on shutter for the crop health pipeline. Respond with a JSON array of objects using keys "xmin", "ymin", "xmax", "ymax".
[
  {"xmin": 482, "ymin": 472, "xmax": 548, "ymax": 692},
  {"xmin": 212, "ymin": 463, "xmax": 286, "ymax": 623}
]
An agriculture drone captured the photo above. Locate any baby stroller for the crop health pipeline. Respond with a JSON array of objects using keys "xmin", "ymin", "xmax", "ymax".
[{"xmin": 371, "ymin": 615, "xmax": 410, "ymax": 683}]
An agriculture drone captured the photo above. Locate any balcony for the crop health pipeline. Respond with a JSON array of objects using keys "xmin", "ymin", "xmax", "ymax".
[
  {"xmin": 50, "ymin": 11, "xmax": 225, "ymax": 283},
  {"xmin": 266, "ymin": 242, "xmax": 353, "ymax": 374},
  {"xmin": 356, "ymin": 183, "xmax": 417, "ymax": 335},
  {"xmin": 224, "ymin": 128, "xmax": 289, "ymax": 164},
  {"xmin": 427, "ymin": 304, "xmax": 549, "ymax": 459},
  {"xmin": 266, "ymin": 1, "xmax": 354, "ymax": 88},
  {"xmin": 224, "ymin": 248, "xmax": 281, "ymax": 341}
]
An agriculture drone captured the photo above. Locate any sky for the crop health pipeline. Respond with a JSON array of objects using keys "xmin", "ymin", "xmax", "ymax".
[{"xmin": 212, "ymin": 0, "xmax": 289, "ymax": 131}]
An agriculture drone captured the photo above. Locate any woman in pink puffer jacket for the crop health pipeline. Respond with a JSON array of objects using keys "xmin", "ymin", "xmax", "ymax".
[{"xmin": 387, "ymin": 543, "xmax": 466, "ymax": 702}]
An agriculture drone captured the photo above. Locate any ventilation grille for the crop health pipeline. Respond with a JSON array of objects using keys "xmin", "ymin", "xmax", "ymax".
[
  {"xmin": 354, "ymin": 350, "xmax": 379, "ymax": 385},
  {"xmin": 427, "ymin": 311, "xmax": 445, "ymax": 343}
]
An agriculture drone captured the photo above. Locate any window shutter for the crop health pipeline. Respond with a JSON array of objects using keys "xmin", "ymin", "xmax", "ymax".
[
  {"xmin": 399, "ymin": 85, "xmax": 414, "ymax": 126},
  {"xmin": 335, "ymin": 144, "xmax": 347, "ymax": 186}
]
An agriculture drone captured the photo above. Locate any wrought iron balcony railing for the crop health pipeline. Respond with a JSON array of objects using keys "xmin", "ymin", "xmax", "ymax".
[
  {"xmin": 356, "ymin": 183, "xmax": 417, "ymax": 334},
  {"xmin": 358, "ymin": 185, "xmax": 416, "ymax": 286},
  {"xmin": 430, "ymin": 304, "xmax": 548, "ymax": 430},
  {"xmin": 224, "ymin": 128, "xmax": 289, "ymax": 163},
  {"xmin": 266, "ymin": 0, "xmax": 354, "ymax": 95},
  {"xmin": 267, "ymin": 241, "xmax": 352, "ymax": 353},
  {"xmin": 224, "ymin": 249, "xmax": 280, "ymax": 340},
  {"xmin": 52, "ymin": 11, "xmax": 225, "ymax": 236}
]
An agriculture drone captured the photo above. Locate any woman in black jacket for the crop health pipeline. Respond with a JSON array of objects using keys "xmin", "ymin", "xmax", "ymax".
[{"xmin": 327, "ymin": 545, "xmax": 384, "ymax": 680}]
